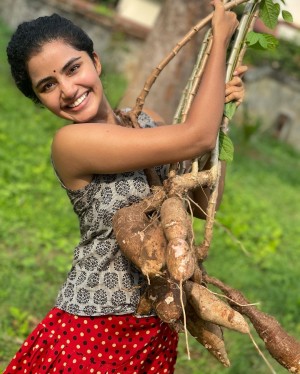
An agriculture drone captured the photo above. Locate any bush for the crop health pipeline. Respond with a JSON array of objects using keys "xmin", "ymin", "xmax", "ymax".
[{"xmin": 244, "ymin": 37, "xmax": 300, "ymax": 80}]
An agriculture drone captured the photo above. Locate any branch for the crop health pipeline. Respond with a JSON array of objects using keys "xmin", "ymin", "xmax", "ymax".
[
  {"xmin": 127, "ymin": 0, "xmax": 253, "ymax": 124},
  {"xmin": 195, "ymin": 1, "xmax": 260, "ymax": 258}
]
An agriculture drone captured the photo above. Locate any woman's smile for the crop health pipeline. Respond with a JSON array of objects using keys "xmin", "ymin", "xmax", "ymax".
[{"xmin": 66, "ymin": 91, "xmax": 89, "ymax": 109}]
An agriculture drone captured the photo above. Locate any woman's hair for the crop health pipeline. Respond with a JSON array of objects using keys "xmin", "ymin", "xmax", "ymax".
[{"xmin": 7, "ymin": 13, "xmax": 95, "ymax": 103}]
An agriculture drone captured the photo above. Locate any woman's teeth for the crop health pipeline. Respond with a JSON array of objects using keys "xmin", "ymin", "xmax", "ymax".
[{"xmin": 69, "ymin": 92, "xmax": 88, "ymax": 108}]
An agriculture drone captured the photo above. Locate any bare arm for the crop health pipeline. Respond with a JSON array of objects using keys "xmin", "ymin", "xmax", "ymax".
[
  {"xmin": 147, "ymin": 63, "xmax": 247, "ymax": 219},
  {"xmin": 52, "ymin": 1, "xmax": 239, "ymax": 189}
]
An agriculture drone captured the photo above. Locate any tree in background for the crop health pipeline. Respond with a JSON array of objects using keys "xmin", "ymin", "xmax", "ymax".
[{"xmin": 119, "ymin": 0, "xmax": 211, "ymax": 122}]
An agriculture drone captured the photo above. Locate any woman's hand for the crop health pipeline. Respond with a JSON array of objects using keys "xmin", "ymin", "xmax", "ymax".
[
  {"xmin": 225, "ymin": 65, "xmax": 248, "ymax": 106},
  {"xmin": 211, "ymin": 0, "xmax": 239, "ymax": 47}
]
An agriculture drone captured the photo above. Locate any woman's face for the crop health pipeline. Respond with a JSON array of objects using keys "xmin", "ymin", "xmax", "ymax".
[{"xmin": 27, "ymin": 40, "xmax": 103, "ymax": 123}]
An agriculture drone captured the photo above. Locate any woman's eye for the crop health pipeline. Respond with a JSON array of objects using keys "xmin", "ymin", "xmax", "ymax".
[
  {"xmin": 68, "ymin": 64, "xmax": 80, "ymax": 75},
  {"xmin": 42, "ymin": 82, "xmax": 55, "ymax": 92}
]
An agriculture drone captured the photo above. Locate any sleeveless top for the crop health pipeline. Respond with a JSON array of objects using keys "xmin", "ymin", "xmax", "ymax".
[{"xmin": 54, "ymin": 112, "xmax": 168, "ymax": 316}]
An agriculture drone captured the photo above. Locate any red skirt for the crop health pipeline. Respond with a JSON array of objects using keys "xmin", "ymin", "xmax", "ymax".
[{"xmin": 4, "ymin": 307, "xmax": 178, "ymax": 374}]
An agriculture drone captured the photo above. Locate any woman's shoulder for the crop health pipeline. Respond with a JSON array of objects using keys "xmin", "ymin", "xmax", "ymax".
[{"xmin": 51, "ymin": 122, "xmax": 82, "ymax": 150}]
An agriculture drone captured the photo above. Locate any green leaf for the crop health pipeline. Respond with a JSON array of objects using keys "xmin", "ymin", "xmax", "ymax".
[
  {"xmin": 246, "ymin": 30, "xmax": 260, "ymax": 46},
  {"xmin": 258, "ymin": 35, "xmax": 269, "ymax": 49},
  {"xmin": 259, "ymin": 0, "xmax": 280, "ymax": 29},
  {"xmin": 246, "ymin": 31, "xmax": 278, "ymax": 50},
  {"xmin": 282, "ymin": 10, "xmax": 293, "ymax": 23},
  {"xmin": 219, "ymin": 131, "xmax": 234, "ymax": 162},
  {"xmin": 224, "ymin": 101, "xmax": 236, "ymax": 120},
  {"xmin": 262, "ymin": 33, "xmax": 279, "ymax": 50}
]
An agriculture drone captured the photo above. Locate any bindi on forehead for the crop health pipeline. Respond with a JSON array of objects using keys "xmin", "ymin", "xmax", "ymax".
[{"xmin": 53, "ymin": 70, "xmax": 56, "ymax": 73}]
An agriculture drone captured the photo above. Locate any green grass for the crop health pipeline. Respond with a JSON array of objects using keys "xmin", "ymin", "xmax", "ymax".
[{"xmin": 1, "ymin": 19, "xmax": 300, "ymax": 373}]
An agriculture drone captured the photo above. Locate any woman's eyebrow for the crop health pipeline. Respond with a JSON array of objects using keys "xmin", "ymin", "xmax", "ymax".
[
  {"xmin": 35, "ymin": 56, "xmax": 82, "ymax": 90},
  {"xmin": 60, "ymin": 56, "xmax": 81, "ymax": 74}
]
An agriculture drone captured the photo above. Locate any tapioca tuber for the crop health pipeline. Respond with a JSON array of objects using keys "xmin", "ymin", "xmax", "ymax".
[
  {"xmin": 112, "ymin": 155, "xmax": 300, "ymax": 372},
  {"xmin": 205, "ymin": 275, "xmax": 300, "ymax": 373},
  {"xmin": 113, "ymin": 205, "xmax": 166, "ymax": 277},
  {"xmin": 160, "ymin": 196, "xmax": 191, "ymax": 241},
  {"xmin": 113, "ymin": 205, "xmax": 149, "ymax": 271},
  {"xmin": 166, "ymin": 237, "xmax": 195, "ymax": 282},
  {"xmin": 185, "ymin": 301, "xmax": 230, "ymax": 367},
  {"xmin": 148, "ymin": 274, "xmax": 184, "ymax": 324},
  {"xmin": 136, "ymin": 289, "xmax": 153, "ymax": 316},
  {"xmin": 184, "ymin": 280, "xmax": 250, "ymax": 334},
  {"xmin": 139, "ymin": 220, "xmax": 167, "ymax": 277}
]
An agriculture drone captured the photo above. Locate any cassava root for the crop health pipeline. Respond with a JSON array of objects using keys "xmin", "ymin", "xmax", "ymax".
[
  {"xmin": 204, "ymin": 275, "xmax": 300, "ymax": 373},
  {"xmin": 112, "ymin": 169, "xmax": 300, "ymax": 372},
  {"xmin": 185, "ymin": 301, "xmax": 230, "ymax": 367}
]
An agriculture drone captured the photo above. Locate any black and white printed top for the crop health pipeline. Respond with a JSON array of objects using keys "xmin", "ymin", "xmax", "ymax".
[{"xmin": 54, "ymin": 112, "xmax": 168, "ymax": 316}]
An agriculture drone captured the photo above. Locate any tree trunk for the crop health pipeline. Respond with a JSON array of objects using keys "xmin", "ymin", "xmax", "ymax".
[{"xmin": 119, "ymin": 0, "xmax": 212, "ymax": 123}]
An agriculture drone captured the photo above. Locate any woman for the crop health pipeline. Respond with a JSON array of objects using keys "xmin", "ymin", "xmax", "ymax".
[{"xmin": 5, "ymin": 2, "xmax": 245, "ymax": 373}]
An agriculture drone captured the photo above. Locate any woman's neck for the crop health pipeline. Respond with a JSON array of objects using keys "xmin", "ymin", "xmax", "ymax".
[{"xmin": 93, "ymin": 95, "xmax": 120, "ymax": 125}]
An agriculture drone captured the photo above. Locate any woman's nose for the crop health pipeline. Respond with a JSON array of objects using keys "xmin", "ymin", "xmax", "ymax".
[{"xmin": 60, "ymin": 79, "xmax": 77, "ymax": 99}]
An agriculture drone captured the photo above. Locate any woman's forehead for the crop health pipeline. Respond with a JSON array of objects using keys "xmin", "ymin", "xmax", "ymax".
[{"xmin": 27, "ymin": 41, "xmax": 84, "ymax": 77}]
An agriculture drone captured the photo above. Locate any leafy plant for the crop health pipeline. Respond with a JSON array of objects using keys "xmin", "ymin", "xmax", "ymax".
[
  {"xmin": 243, "ymin": 0, "xmax": 299, "ymax": 77},
  {"xmin": 244, "ymin": 36, "xmax": 300, "ymax": 79}
]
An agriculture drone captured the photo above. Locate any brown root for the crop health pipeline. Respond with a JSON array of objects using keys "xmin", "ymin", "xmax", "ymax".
[
  {"xmin": 136, "ymin": 289, "xmax": 153, "ymax": 316},
  {"xmin": 160, "ymin": 196, "xmax": 190, "ymax": 241},
  {"xmin": 113, "ymin": 206, "xmax": 149, "ymax": 271},
  {"xmin": 205, "ymin": 275, "xmax": 300, "ymax": 373},
  {"xmin": 109, "ymin": 1, "xmax": 289, "ymax": 370},
  {"xmin": 191, "ymin": 262, "xmax": 203, "ymax": 285},
  {"xmin": 184, "ymin": 280, "xmax": 250, "ymax": 334},
  {"xmin": 163, "ymin": 168, "xmax": 217, "ymax": 197},
  {"xmin": 140, "ymin": 220, "xmax": 167, "ymax": 277},
  {"xmin": 185, "ymin": 301, "xmax": 230, "ymax": 367},
  {"xmin": 166, "ymin": 238, "xmax": 195, "ymax": 282},
  {"xmin": 148, "ymin": 274, "xmax": 185, "ymax": 324}
]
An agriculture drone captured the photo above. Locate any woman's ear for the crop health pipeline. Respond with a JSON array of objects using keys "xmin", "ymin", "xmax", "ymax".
[{"xmin": 92, "ymin": 52, "xmax": 102, "ymax": 76}]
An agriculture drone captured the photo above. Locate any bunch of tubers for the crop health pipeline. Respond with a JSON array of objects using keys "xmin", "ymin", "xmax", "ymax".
[
  {"xmin": 113, "ymin": 176, "xmax": 300, "ymax": 373},
  {"xmin": 112, "ymin": 179, "xmax": 247, "ymax": 368}
]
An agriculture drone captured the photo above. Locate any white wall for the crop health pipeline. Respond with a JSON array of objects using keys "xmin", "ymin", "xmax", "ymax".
[
  {"xmin": 235, "ymin": 68, "xmax": 300, "ymax": 151},
  {"xmin": 117, "ymin": 0, "xmax": 161, "ymax": 27},
  {"xmin": 281, "ymin": 0, "xmax": 300, "ymax": 27},
  {"xmin": 277, "ymin": 23, "xmax": 300, "ymax": 44},
  {"xmin": 276, "ymin": 0, "xmax": 300, "ymax": 44}
]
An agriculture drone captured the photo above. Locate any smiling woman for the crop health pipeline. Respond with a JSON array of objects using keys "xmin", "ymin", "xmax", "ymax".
[{"xmin": 4, "ymin": 6, "xmax": 246, "ymax": 373}]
